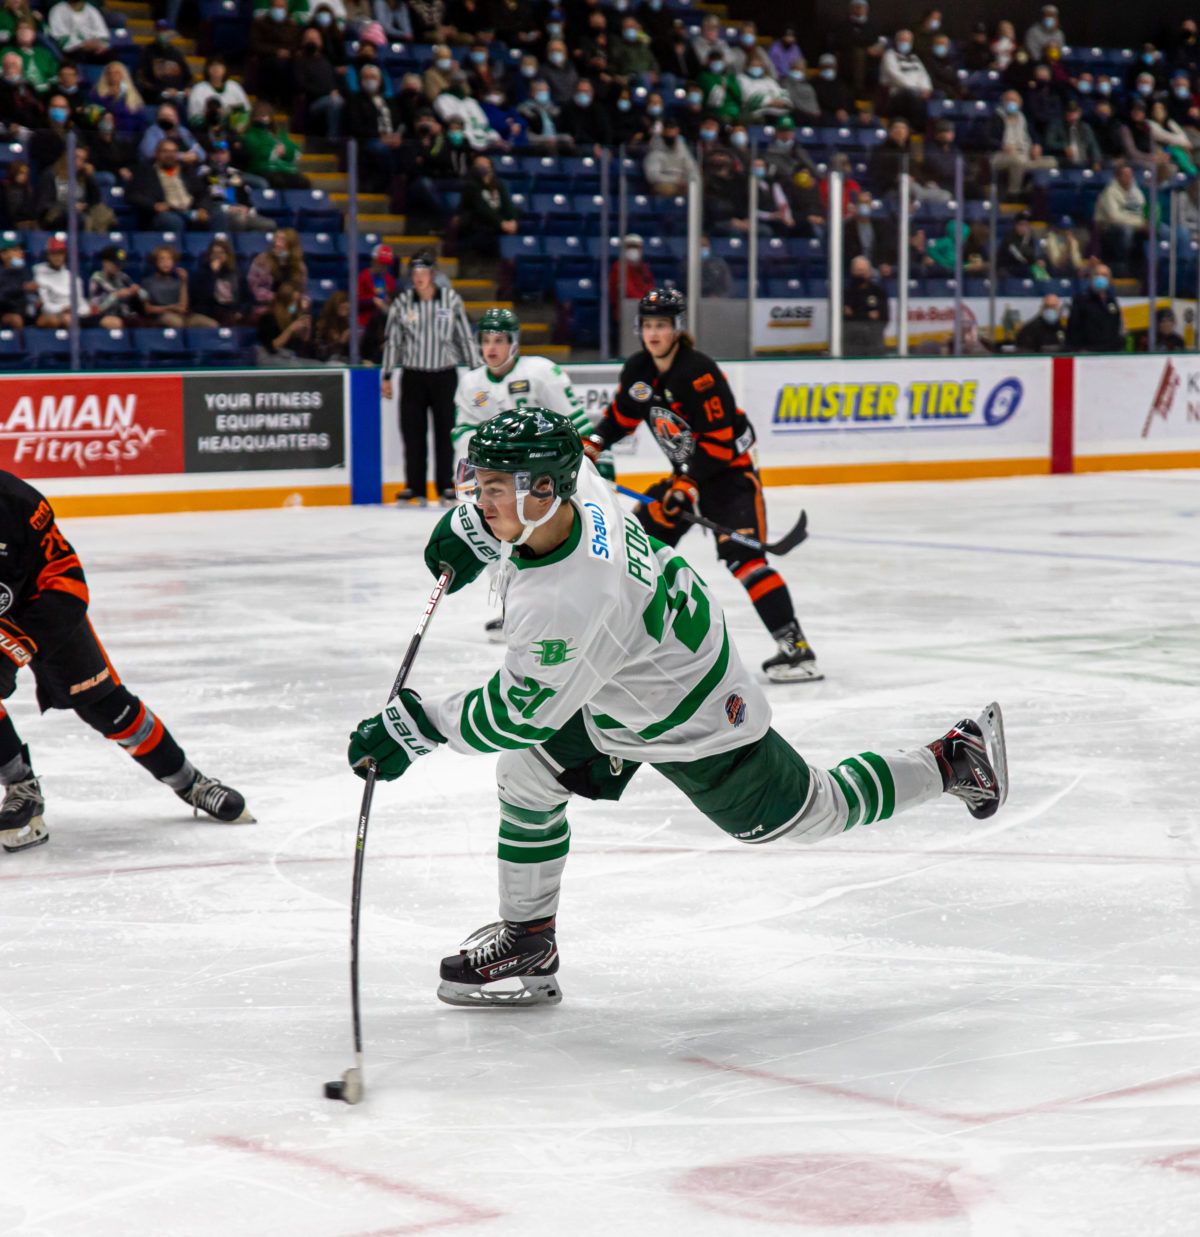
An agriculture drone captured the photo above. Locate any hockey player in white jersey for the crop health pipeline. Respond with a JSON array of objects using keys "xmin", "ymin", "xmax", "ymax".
[
  {"xmin": 453, "ymin": 306, "xmax": 613, "ymax": 640},
  {"xmin": 347, "ymin": 409, "xmax": 1008, "ymax": 1007}
]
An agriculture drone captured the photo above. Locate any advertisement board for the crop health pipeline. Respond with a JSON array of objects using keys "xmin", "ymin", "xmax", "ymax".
[
  {"xmin": 1073, "ymin": 355, "xmax": 1200, "ymax": 465},
  {"xmin": 0, "ymin": 374, "xmax": 184, "ymax": 478},
  {"xmin": 182, "ymin": 371, "xmax": 346, "ymax": 473}
]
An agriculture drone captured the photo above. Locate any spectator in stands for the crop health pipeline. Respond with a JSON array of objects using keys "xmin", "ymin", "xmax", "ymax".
[
  {"xmin": 999, "ymin": 210, "xmax": 1045, "ymax": 278},
  {"xmin": 93, "ymin": 62, "xmax": 147, "ymax": 135},
  {"xmin": 89, "ymin": 115, "xmax": 135, "ymax": 185},
  {"xmin": 189, "ymin": 236, "xmax": 249, "ymax": 326},
  {"xmin": 1147, "ymin": 99, "xmax": 1196, "ymax": 175},
  {"xmin": 356, "ymin": 241, "xmax": 395, "ymax": 329},
  {"xmin": 611, "ymin": 14, "xmax": 658, "ymax": 87},
  {"xmin": 879, "ymin": 28, "xmax": 932, "ymax": 129},
  {"xmin": 480, "ymin": 86, "xmax": 526, "ymax": 148},
  {"xmin": 843, "ymin": 254, "xmax": 887, "ymax": 355},
  {"xmin": 833, "ymin": 0, "xmax": 885, "ymax": 98},
  {"xmin": 542, "ymin": 38, "xmax": 578, "ymax": 107},
  {"xmin": 782, "ymin": 58, "xmax": 819, "ymax": 121},
  {"xmin": 29, "ymin": 94, "xmax": 76, "ymax": 172},
  {"xmin": 0, "ymin": 2, "xmax": 37, "ymax": 48},
  {"xmin": 608, "ymin": 87, "xmax": 641, "ymax": 147},
  {"xmin": 989, "ymin": 90, "xmax": 1056, "ymax": 197},
  {"xmin": 0, "ymin": 51, "xmax": 44, "ymax": 136},
  {"xmin": 702, "ymin": 148, "xmax": 749, "ymax": 236},
  {"xmin": 1174, "ymin": 19, "xmax": 1200, "ymax": 74},
  {"xmin": 749, "ymin": 155, "xmax": 795, "ymax": 237},
  {"xmin": 560, "ymin": 77, "xmax": 612, "ymax": 153},
  {"xmin": 407, "ymin": 0, "xmax": 446, "ymax": 43},
  {"xmin": 1095, "ymin": 163, "xmax": 1148, "ymax": 274},
  {"xmin": 1041, "ymin": 215, "xmax": 1085, "ymax": 278},
  {"xmin": 248, "ymin": 227, "xmax": 307, "ymax": 314},
  {"xmin": 819, "ymin": 151, "xmax": 860, "ymax": 217},
  {"xmin": 788, "ymin": 166, "xmax": 827, "ymax": 236},
  {"xmin": 346, "ymin": 64, "xmax": 404, "ymax": 189},
  {"xmin": 766, "ymin": 117, "xmax": 815, "ymax": 182},
  {"xmin": 374, "ymin": 0, "xmax": 413, "ymax": 42},
  {"xmin": 435, "ymin": 73, "xmax": 501, "ymax": 150},
  {"xmin": 918, "ymin": 118, "xmax": 962, "ymax": 200},
  {"xmin": 456, "ymin": 153, "xmax": 517, "ymax": 266},
  {"xmin": 137, "ymin": 21, "xmax": 193, "ymax": 106},
  {"xmin": 466, "ymin": 41, "xmax": 505, "ymax": 101},
  {"xmin": 991, "ymin": 20, "xmax": 1017, "ymax": 71},
  {"xmin": 139, "ymin": 105, "xmax": 205, "ymax": 166},
  {"xmin": 49, "ymin": 63, "xmax": 88, "ymax": 126},
  {"xmin": 188, "ymin": 57, "xmax": 251, "ymax": 137},
  {"xmin": 608, "ymin": 232, "xmax": 655, "ymax": 327},
  {"xmin": 660, "ymin": 26, "xmax": 700, "ymax": 84},
  {"xmin": 32, "ymin": 234, "xmax": 86, "ymax": 328},
  {"xmin": 0, "ymin": 238, "xmax": 35, "ymax": 328},
  {"xmin": 1089, "ymin": 96, "xmax": 1125, "ymax": 160},
  {"xmin": 1016, "ymin": 292, "xmax": 1067, "ymax": 352},
  {"xmin": 139, "ymin": 244, "xmax": 215, "ymax": 329},
  {"xmin": 309, "ymin": 5, "xmax": 349, "ymax": 71},
  {"xmin": 739, "ymin": 48, "xmax": 790, "ymax": 120},
  {"xmin": 294, "ymin": 25, "xmax": 344, "ymax": 140},
  {"xmin": 727, "ymin": 21, "xmax": 762, "ymax": 78},
  {"xmin": 1066, "ymin": 263, "xmax": 1124, "ymax": 352},
  {"xmin": 518, "ymin": 78, "xmax": 564, "ymax": 151},
  {"xmin": 1025, "ymin": 5, "xmax": 1063, "ymax": 62},
  {"xmin": 697, "ymin": 49, "xmax": 741, "ymax": 123},
  {"xmin": 769, "ymin": 26, "xmax": 803, "ymax": 79},
  {"xmin": 845, "ymin": 190, "xmax": 897, "ymax": 277},
  {"xmin": 36, "ymin": 143, "xmax": 115, "ymax": 234},
  {"xmin": 393, "ymin": 72, "xmax": 429, "ymax": 132},
  {"xmin": 250, "ymin": 1, "xmax": 301, "ymax": 107},
  {"xmin": 1153, "ymin": 306, "xmax": 1186, "ymax": 352},
  {"xmin": 1167, "ymin": 71, "xmax": 1198, "ymax": 127},
  {"xmin": 13, "ymin": 21, "xmax": 57, "ymax": 92},
  {"xmin": 690, "ymin": 14, "xmax": 729, "ymax": 72},
  {"xmin": 1023, "ymin": 61, "xmax": 1063, "ymax": 141},
  {"xmin": 511, "ymin": 53, "xmax": 540, "ymax": 104},
  {"xmin": 87, "ymin": 244, "xmax": 142, "ymax": 330},
  {"xmin": 815, "ymin": 53, "xmax": 853, "ymax": 123},
  {"xmin": 423, "ymin": 43, "xmax": 456, "ymax": 101},
  {"xmin": 1131, "ymin": 46, "xmax": 1165, "ymax": 94},
  {"xmin": 643, "ymin": 116, "xmax": 694, "ymax": 197},
  {"xmin": 577, "ymin": 8, "xmax": 614, "ymax": 89},
  {"xmin": 46, "ymin": 0, "xmax": 110, "ymax": 64},
  {"xmin": 197, "ymin": 140, "xmax": 273, "ymax": 231},
  {"xmin": 314, "ymin": 290, "xmax": 352, "ymax": 362},
  {"xmin": 700, "ymin": 234, "xmax": 731, "ymax": 297},
  {"xmin": 399, "ymin": 114, "xmax": 468, "ymax": 223},
  {"xmin": 962, "ymin": 22, "xmax": 992, "ymax": 73},
  {"xmin": 243, "ymin": 103, "xmax": 309, "ymax": 188},
  {"xmin": 923, "ymin": 29, "xmax": 961, "ymax": 99},
  {"xmin": 1, "ymin": 159, "xmax": 36, "ymax": 229},
  {"xmin": 257, "ymin": 282, "xmax": 316, "ymax": 365},
  {"xmin": 869, "ymin": 119, "xmax": 917, "ymax": 202},
  {"xmin": 1045, "ymin": 99, "xmax": 1102, "ymax": 171},
  {"xmin": 1120, "ymin": 99, "xmax": 1171, "ymax": 173},
  {"xmin": 129, "ymin": 139, "xmax": 210, "ymax": 232}
]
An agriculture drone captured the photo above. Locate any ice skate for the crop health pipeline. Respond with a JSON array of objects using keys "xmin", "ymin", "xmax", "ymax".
[
  {"xmin": 394, "ymin": 488, "xmax": 428, "ymax": 508},
  {"xmin": 177, "ymin": 772, "xmax": 255, "ymax": 824},
  {"xmin": 484, "ymin": 616, "xmax": 505, "ymax": 642},
  {"xmin": 0, "ymin": 773, "xmax": 48, "ymax": 852},
  {"xmin": 762, "ymin": 621, "xmax": 824, "ymax": 683},
  {"xmin": 930, "ymin": 702, "xmax": 1008, "ymax": 820},
  {"xmin": 438, "ymin": 916, "xmax": 562, "ymax": 1007}
]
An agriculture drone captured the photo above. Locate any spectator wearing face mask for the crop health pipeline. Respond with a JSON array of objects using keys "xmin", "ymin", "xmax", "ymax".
[
  {"xmin": 832, "ymin": 0, "xmax": 886, "ymax": 97},
  {"xmin": 93, "ymin": 62, "xmax": 147, "ymax": 135},
  {"xmin": 844, "ymin": 191, "xmax": 898, "ymax": 276},
  {"xmin": 608, "ymin": 232, "xmax": 656, "ymax": 325},
  {"xmin": 455, "ymin": 155, "xmax": 518, "ymax": 265},
  {"xmin": 702, "ymin": 149, "xmax": 751, "ymax": 236},
  {"xmin": 434, "ymin": 74, "xmax": 502, "ymax": 151},
  {"xmin": 690, "ymin": 13, "xmax": 730, "ymax": 75},
  {"xmin": 610, "ymin": 15, "xmax": 659, "ymax": 87},
  {"xmin": 139, "ymin": 105, "xmax": 205, "ymax": 165},
  {"xmin": 609, "ymin": 88, "xmax": 644, "ymax": 146},
  {"xmin": 699, "ymin": 235, "xmax": 732, "ymax": 297},
  {"xmin": 29, "ymin": 93, "xmax": 76, "ymax": 173},
  {"xmin": 879, "ymin": 28, "xmax": 932, "ymax": 129},
  {"xmin": 912, "ymin": 8, "xmax": 943, "ymax": 63},
  {"xmin": 347, "ymin": 62, "xmax": 405, "ymax": 181},
  {"xmin": 250, "ymin": 2, "xmax": 301, "ymax": 107},
  {"xmin": 46, "ymin": 0, "xmax": 110, "ymax": 64},
  {"xmin": 1089, "ymin": 97, "xmax": 1126, "ymax": 160},
  {"xmin": 423, "ymin": 42, "xmax": 457, "ymax": 101},
  {"xmin": 559, "ymin": 78, "xmax": 613, "ymax": 153},
  {"xmin": 48, "ymin": 62, "xmax": 88, "ymax": 125},
  {"xmin": 0, "ymin": 239, "xmax": 37, "ymax": 328},
  {"xmin": 137, "ymin": 21, "xmax": 193, "ymax": 105},
  {"xmin": 1016, "ymin": 293, "xmax": 1068, "ymax": 353},
  {"xmin": 815, "ymin": 53, "xmax": 854, "ymax": 124},
  {"xmin": 644, "ymin": 117, "xmax": 696, "ymax": 197},
  {"xmin": 465, "ymin": 42, "xmax": 505, "ymax": 100},
  {"xmin": 697, "ymin": 48, "xmax": 742, "ymax": 123},
  {"xmin": 1067, "ymin": 264, "xmax": 1124, "ymax": 352},
  {"xmin": 988, "ymin": 90, "xmax": 1057, "ymax": 197},
  {"xmin": 727, "ymin": 21, "xmax": 765, "ymax": 78},
  {"xmin": 1128, "ymin": 45, "xmax": 1165, "ymax": 94},
  {"xmin": 480, "ymin": 86, "xmax": 527, "ymax": 150},
  {"xmin": 1166, "ymin": 72, "xmax": 1199, "ymax": 128},
  {"xmin": 923, "ymin": 30, "xmax": 961, "ymax": 99},
  {"xmin": 739, "ymin": 49, "xmax": 790, "ymax": 120},
  {"xmin": 518, "ymin": 78, "xmax": 564, "ymax": 151},
  {"xmin": 541, "ymin": 37, "xmax": 578, "ymax": 107},
  {"xmin": 294, "ymin": 26, "xmax": 344, "ymax": 139},
  {"xmin": 748, "ymin": 156, "xmax": 795, "ymax": 237},
  {"xmin": 769, "ymin": 27, "xmax": 803, "ymax": 79},
  {"xmin": 765, "ymin": 117, "xmax": 817, "ymax": 183},
  {"xmin": 963, "ymin": 22, "xmax": 992, "ymax": 73},
  {"xmin": 1024, "ymin": 5, "xmax": 1063, "ymax": 62},
  {"xmin": 782, "ymin": 57, "xmax": 820, "ymax": 120},
  {"xmin": 373, "ymin": 0, "xmax": 413, "ymax": 41}
]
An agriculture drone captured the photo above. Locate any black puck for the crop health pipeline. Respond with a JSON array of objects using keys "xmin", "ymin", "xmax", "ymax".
[{"xmin": 324, "ymin": 1080, "xmax": 344, "ymax": 1100}]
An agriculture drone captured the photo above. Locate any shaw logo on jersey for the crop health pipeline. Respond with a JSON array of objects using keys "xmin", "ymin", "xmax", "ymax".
[{"xmin": 583, "ymin": 500, "xmax": 610, "ymax": 559}]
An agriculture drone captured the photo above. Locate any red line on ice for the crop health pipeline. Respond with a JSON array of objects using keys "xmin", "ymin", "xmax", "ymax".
[
  {"xmin": 212, "ymin": 1135, "xmax": 501, "ymax": 1235},
  {"xmin": 685, "ymin": 1057, "xmax": 1200, "ymax": 1128}
]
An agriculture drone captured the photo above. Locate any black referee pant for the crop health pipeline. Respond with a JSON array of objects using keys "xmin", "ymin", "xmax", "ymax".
[{"xmin": 399, "ymin": 366, "xmax": 457, "ymax": 498}]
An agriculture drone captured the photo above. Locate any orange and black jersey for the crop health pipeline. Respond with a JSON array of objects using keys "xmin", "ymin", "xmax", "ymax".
[
  {"xmin": 0, "ymin": 470, "xmax": 89, "ymax": 626},
  {"xmin": 593, "ymin": 342, "xmax": 756, "ymax": 483}
]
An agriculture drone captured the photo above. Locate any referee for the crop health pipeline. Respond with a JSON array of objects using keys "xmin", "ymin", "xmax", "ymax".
[{"xmin": 381, "ymin": 251, "xmax": 481, "ymax": 504}]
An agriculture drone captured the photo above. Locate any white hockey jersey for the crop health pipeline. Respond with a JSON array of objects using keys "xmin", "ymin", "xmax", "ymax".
[
  {"xmin": 423, "ymin": 462, "xmax": 771, "ymax": 764},
  {"xmin": 452, "ymin": 356, "xmax": 594, "ymax": 458}
]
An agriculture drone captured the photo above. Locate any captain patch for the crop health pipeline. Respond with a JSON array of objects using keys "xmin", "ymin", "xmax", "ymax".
[{"xmin": 629, "ymin": 381, "xmax": 653, "ymax": 402}]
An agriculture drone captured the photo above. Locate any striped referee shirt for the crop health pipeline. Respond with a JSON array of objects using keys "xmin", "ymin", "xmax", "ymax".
[{"xmin": 381, "ymin": 283, "xmax": 481, "ymax": 375}]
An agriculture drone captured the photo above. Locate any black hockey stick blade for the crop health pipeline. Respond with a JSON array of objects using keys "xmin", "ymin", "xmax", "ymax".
[{"xmin": 766, "ymin": 509, "xmax": 808, "ymax": 555}]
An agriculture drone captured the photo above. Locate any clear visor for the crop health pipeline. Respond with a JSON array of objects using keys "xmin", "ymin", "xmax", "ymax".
[{"xmin": 455, "ymin": 460, "xmax": 556, "ymax": 507}]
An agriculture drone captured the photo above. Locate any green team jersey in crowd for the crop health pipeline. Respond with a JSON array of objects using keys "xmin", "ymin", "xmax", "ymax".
[
  {"xmin": 422, "ymin": 460, "xmax": 771, "ymax": 764},
  {"xmin": 452, "ymin": 355, "xmax": 594, "ymax": 459}
]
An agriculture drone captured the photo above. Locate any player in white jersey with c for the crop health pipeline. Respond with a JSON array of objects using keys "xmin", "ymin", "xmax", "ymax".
[
  {"xmin": 347, "ymin": 409, "xmax": 1008, "ymax": 1007},
  {"xmin": 453, "ymin": 306, "xmax": 613, "ymax": 639}
]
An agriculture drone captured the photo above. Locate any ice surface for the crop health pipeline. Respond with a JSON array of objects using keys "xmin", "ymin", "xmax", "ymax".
[{"xmin": 3, "ymin": 472, "xmax": 1200, "ymax": 1236}]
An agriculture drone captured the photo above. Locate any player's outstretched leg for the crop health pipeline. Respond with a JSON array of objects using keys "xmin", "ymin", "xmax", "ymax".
[
  {"xmin": 438, "ymin": 916, "xmax": 561, "ymax": 1007},
  {"xmin": 761, "ymin": 618, "xmax": 823, "ymax": 683},
  {"xmin": 0, "ymin": 743, "xmax": 47, "ymax": 853},
  {"xmin": 929, "ymin": 702, "xmax": 1008, "ymax": 820},
  {"xmin": 75, "ymin": 685, "xmax": 254, "ymax": 824}
]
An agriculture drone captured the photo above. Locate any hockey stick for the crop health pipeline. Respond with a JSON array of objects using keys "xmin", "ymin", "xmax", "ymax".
[
  {"xmin": 325, "ymin": 567, "xmax": 453, "ymax": 1105},
  {"xmin": 614, "ymin": 483, "xmax": 808, "ymax": 556}
]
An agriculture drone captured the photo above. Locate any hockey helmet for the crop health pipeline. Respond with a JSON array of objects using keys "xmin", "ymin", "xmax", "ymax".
[
  {"xmin": 637, "ymin": 286, "xmax": 687, "ymax": 333},
  {"xmin": 476, "ymin": 306, "xmax": 521, "ymax": 365}
]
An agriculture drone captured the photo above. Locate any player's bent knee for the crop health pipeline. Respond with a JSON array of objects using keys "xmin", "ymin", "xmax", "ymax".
[
  {"xmin": 74, "ymin": 685, "xmax": 161, "ymax": 753},
  {"xmin": 496, "ymin": 746, "xmax": 567, "ymax": 813}
]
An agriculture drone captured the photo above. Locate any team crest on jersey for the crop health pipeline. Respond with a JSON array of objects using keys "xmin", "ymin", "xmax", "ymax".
[
  {"xmin": 508, "ymin": 379, "xmax": 531, "ymax": 394},
  {"xmin": 692, "ymin": 373, "xmax": 715, "ymax": 393},
  {"xmin": 650, "ymin": 406, "xmax": 695, "ymax": 465},
  {"xmin": 531, "ymin": 639, "xmax": 575, "ymax": 666},
  {"xmin": 471, "ymin": 390, "xmax": 490, "ymax": 407},
  {"xmin": 724, "ymin": 693, "xmax": 747, "ymax": 727},
  {"xmin": 0, "ymin": 582, "xmax": 11, "ymax": 615},
  {"xmin": 629, "ymin": 381, "xmax": 653, "ymax": 402}
]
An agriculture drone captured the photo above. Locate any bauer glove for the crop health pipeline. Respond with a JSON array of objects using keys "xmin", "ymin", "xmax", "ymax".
[
  {"xmin": 348, "ymin": 689, "xmax": 446, "ymax": 781},
  {"xmin": 424, "ymin": 502, "xmax": 503, "ymax": 593},
  {"xmin": 660, "ymin": 475, "xmax": 699, "ymax": 522}
]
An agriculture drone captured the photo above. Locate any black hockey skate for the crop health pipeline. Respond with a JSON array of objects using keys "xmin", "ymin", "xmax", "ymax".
[
  {"xmin": 394, "ymin": 488, "xmax": 428, "ymax": 508},
  {"xmin": 930, "ymin": 702, "xmax": 1008, "ymax": 820},
  {"xmin": 762, "ymin": 621, "xmax": 824, "ymax": 683},
  {"xmin": 438, "ymin": 916, "xmax": 562, "ymax": 1007},
  {"xmin": 0, "ymin": 770, "xmax": 48, "ymax": 853},
  {"xmin": 484, "ymin": 616, "xmax": 505, "ymax": 643},
  {"xmin": 177, "ymin": 772, "xmax": 255, "ymax": 824}
]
